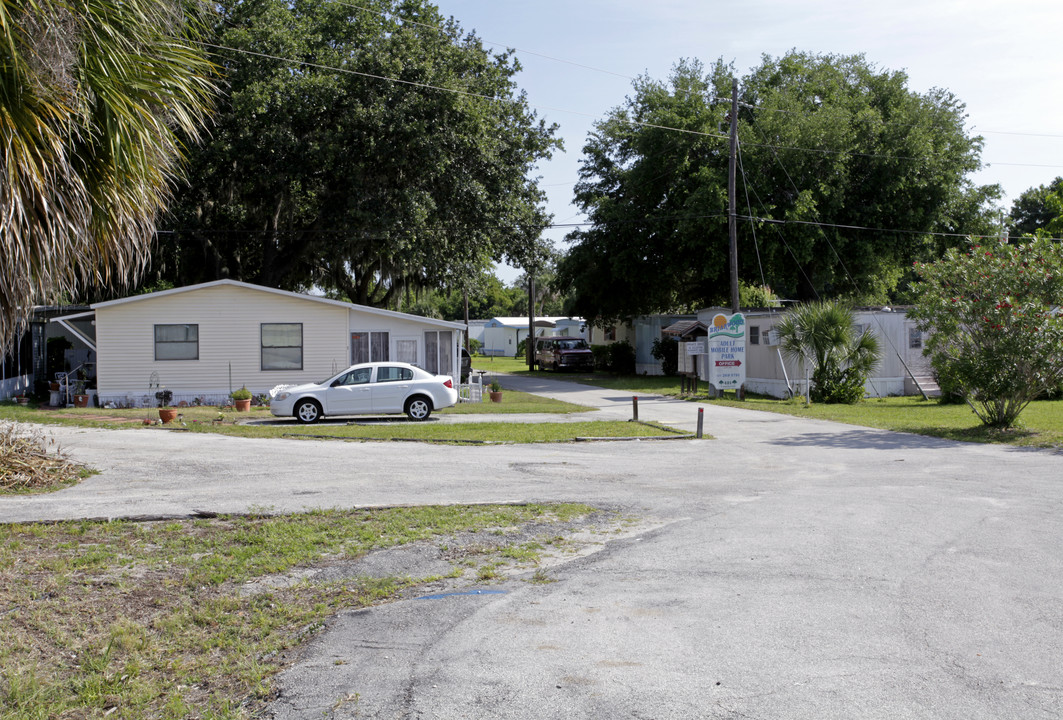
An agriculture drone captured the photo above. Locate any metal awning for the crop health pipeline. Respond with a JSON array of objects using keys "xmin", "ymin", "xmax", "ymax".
[
  {"xmin": 662, "ymin": 320, "xmax": 707, "ymax": 339},
  {"xmin": 49, "ymin": 311, "xmax": 97, "ymax": 352}
]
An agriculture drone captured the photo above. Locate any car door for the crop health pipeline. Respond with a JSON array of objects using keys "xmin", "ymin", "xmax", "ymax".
[
  {"xmin": 324, "ymin": 366, "xmax": 373, "ymax": 414},
  {"xmin": 371, "ymin": 366, "xmax": 414, "ymax": 413}
]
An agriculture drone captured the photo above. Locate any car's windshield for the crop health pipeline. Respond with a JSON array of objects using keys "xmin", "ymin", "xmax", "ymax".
[{"xmin": 558, "ymin": 339, "xmax": 588, "ymax": 350}]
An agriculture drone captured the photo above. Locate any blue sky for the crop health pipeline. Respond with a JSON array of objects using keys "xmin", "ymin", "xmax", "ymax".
[{"xmin": 432, "ymin": 0, "xmax": 1063, "ymax": 283}]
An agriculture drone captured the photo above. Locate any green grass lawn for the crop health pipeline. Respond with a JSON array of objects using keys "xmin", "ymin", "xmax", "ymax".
[
  {"xmin": 699, "ymin": 393, "xmax": 1063, "ymax": 449},
  {"xmin": 442, "ymin": 387, "xmax": 592, "ymax": 414},
  {"xmin": 472, "ymin": 356, "xmax": 681, "ymax": 396},
  {"xmin": 474, "ymin": 356, "xmax": 1063, "ymax": 449},
  {"xmin": 0, "ymin": 393, "xmax": 678, "ymax": 447},
  {"xmin": 0, "ymin": 504, "xmax": 605, "ymax": 719}
]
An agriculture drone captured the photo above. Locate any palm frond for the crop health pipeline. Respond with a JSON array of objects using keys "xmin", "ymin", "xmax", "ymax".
[{"xmin": 0, "ymin": 0, "xmax": 217, "ymax": 348}]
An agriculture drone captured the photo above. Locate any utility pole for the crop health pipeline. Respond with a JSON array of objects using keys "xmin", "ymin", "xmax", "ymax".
[
  {"xmin": 463, "ymin": 289, "xmax": 470, "ymax": 352},
  {"xmin": 728, "ymin": 77, "xmax": 740, "ymax": 313},
  {"xmin": 527, "ymin": 273, "xmax": 536, "ymax": 370}
]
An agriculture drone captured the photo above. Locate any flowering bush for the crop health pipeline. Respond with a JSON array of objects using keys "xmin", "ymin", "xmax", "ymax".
[{"xmin": 909, "ymin": 236, "xmax": 1063, "ymax": 428}]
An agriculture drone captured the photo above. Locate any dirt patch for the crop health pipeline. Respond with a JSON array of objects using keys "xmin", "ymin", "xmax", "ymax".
[{"xmin": 241, "ymin": 508, "xmax": 670, "ymax": 598}]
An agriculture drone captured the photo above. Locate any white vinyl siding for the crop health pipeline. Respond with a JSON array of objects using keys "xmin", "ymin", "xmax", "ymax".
[{"xmin": 95, "ymin": 285, "xmax": 348, "ymax": 402}]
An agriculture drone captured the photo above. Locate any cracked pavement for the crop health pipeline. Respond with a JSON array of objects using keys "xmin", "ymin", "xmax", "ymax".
[{"xmin": 3, "ymin": 376, "xmax": 1062, "ymax": 718}]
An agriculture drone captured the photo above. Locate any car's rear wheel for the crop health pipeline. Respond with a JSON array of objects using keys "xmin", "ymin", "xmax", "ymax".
[
  {"xmin": 295, "ymin": 399, "xmax": 322, "ymax": 424},
  {"xmin": 405, "ymin": 396, "xmax": 432, "ymax": 421}
]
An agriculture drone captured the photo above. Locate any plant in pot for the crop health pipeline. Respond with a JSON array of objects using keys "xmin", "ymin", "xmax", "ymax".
[
  {"xmin": 73, "ymin": 375, "xmax": 90, "ymax": 408},
  {"xmin": 488, "ymin": 380, "xmax": 503, "ymax": 403},
  {"xmin": 156, "ymin": 389, "xmax": 177, "ymax": 423},
  {"xmin": 231, "ymin": 386, "xmax": 253, "ymax": 411}
]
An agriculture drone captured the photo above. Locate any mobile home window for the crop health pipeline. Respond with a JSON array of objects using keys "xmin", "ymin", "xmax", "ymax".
[
  {"xmin": 424, "ymin": 330, "xmax": 453, "ymax": 375},
  {"xmin": 749, "ymin": 326, "xmax": 760, "ymax": 345},
  {"xmin": 909, "ymin": 327, "xmax": 922, "ymax": 349},
  {"xmin": 262, "ymin": 323, "xmax": 303, "ymax": 370},
  {"xmin": 154, "ymin": 324, "xmax": 198, "ymax": 361},
  {"xmin": 351, "ymin": 331, "xmax": 389, "ymax": 364}
]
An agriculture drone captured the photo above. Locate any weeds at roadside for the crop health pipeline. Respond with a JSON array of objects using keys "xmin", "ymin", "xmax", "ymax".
[{"xmin": 0, "ymin": 503, "xmax": 615, "ymax": 719}]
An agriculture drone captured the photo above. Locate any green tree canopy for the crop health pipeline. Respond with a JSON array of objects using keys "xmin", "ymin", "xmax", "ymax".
[
  {"xmin": 399, "ymin": 271, "xmax": 527, "ymax": 321},
  {"xmin": 152, "ymin": 0, "xmax": 560, "ymax": 308},
  {"xmin": 909, "ymin": 236, "xmax": 1063, "ymax": 428},
  {"xmin": 1008, "ymin": 177, "xmax": 1063, "ymax": 237},
  {"xmin": 557, "ymin": 52, "xmax": 1000, "ymax": 323},
  {"xmin": 0, "ymin": 0, "xmax": 216, "ymax": 348}
]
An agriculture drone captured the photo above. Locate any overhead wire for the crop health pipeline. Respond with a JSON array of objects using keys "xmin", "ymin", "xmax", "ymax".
[
  {"xmin": 737, "ymin": 140, "xmax": 801, "ymax": 397},
  {"xmin": 190, "ymin": 11, "xmax": 1063, "ymax": 247},
  {"xmin": 197, "ymin": 41, "xmax": 730, "ymax": 141},
  {"xmin": 743, "ymin": 111, "xmax": 928, "ymax": 396}
]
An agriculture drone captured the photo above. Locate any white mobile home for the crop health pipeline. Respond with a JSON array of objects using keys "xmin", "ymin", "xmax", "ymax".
[
  {"xmin": 694, "ymin": 306, "xmax": 934, "ymax": 398},
  {"xmin": 54, "ymin": 280, "xmax": 465, "ymax": 407},
  {"xmin": 480, "ymin": 316, "xmax": 587, "ymax": 357},
  {"xmin": 587, "ymin": 315, "xmax": 697, "ymax": 376}
]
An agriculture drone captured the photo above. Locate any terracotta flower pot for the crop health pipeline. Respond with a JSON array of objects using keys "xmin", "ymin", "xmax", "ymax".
[
  {"xmin": 234, "ymin": 398, "xmax": 252, "ymax": 412},
  {"xmin": 158, "ymin": 408, "xmax": 178, "ymax": 424},
  {"xmin": 73, "ymin": 394, "xmax": 89, "ymax": 408},
  {"xmin": 489, "ymin": 391, "xmax": 503, "ymax": 403}
]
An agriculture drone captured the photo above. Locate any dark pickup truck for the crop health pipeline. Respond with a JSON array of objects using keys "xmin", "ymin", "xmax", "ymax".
[{"xmin": 534, "ymin": 337, "xmax": 594, "ymax": 371}]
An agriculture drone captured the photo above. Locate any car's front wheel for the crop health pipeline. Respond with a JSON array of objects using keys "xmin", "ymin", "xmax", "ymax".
[
  {"xmin": 295, "ymin": 399, "xmax": 323, "ymax": 424},
  {"xmin": 405, "ymin": 396, "xmax": 432, "ymax": 421}
]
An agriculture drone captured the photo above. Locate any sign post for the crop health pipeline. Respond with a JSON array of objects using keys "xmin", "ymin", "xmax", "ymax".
[{"xmin": 708, "ymin": 313, "xmax": 746, "ymax": 397}]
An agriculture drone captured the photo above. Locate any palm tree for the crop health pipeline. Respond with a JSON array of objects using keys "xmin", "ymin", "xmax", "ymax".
[
  {"xmin": 775, "ymin": 300, "xmax": 881, "ymax": 403},
  {"xmin": 0, "ymin": 0, "xmax": 216, "ymax": 349}
]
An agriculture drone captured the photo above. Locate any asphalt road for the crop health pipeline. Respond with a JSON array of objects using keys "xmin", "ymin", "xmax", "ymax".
[{"xmin": 4, "ymin": 376, "xmax": 1062, "ymax": 718}]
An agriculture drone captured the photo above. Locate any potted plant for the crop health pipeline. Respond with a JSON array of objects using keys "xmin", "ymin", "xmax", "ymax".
[
  {"xmin": 488, "ymin": 380, "xmax": 503, "ymax": 403},
  {"xmin": 156, "ymin": 389, "xmax": 177, "ymax": 423},
  {"xmin": 73, "ymin": 378, "xmax": 90, "ymax": 408},
  {"xmin": 231, "ymin": 386, "xmax": 253, "ymax": 411}
]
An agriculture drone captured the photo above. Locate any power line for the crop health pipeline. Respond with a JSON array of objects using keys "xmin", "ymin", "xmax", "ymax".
[
  {"xmin": 331, "ymin": 0, "xmax": 637, "ymax": 81},
  {"xmin": 981, "ymin": 129, "xmax": 1063, "ymax": 139},
  {"xmin": 198, "ymin": 41, "xmax": 730, "ymax": 141}
]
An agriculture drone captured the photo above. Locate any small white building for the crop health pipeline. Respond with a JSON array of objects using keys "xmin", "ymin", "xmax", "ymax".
[
  {"xmin": 694, "ymin": 306, "xmax": 935, "ymax": 398},
  {"xmin": 53, "ymin": 280, "xmax": 465, "ymax": 407},
  {"xmin": 587, "ymin": 315, "xmax": 697, "ymax": 375},
  {"xmin": 480, "ymin": 316, "xmax": 587, "ymax": 357},
  {"xmin": 465, "ymin": 319, "xmax": 490, "ymax": 347}
]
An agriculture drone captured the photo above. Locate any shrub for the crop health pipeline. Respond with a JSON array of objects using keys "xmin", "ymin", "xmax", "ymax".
[
  {"xmin": 810, "ymin": 364, "xmax": 866, "ymax": 404},
  {"xmin": 651, "ymin": 337, "xmax": 679, "ymax": 376},
  {"xmin": 607, "ymin": 341, "xmax": 636, "ymax": 375},
  {"xmin": 910, "ymin": 236, "xmax": 1063, "ymax": 427},
  {"xmin": 590, "ymin": 344, "xmax": 610, "ymax": 370},
  {"xmin": 775, "ymin": 300, "xmax": 881, "ymax": 405}
]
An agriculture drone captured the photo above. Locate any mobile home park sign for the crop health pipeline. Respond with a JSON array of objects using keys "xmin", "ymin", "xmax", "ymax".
[{"xmin": 708, "ymin": 313, "xmax": 746, "ymax": 390}]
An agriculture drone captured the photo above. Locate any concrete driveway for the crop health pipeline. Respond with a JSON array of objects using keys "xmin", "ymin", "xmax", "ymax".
[{"xmin": 3, "ymin": 379, "xmax": 1062, "ymax": 718}]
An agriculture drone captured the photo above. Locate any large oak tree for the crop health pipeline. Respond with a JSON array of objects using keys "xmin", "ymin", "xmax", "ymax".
[
  {"xmin": 153, "ymin": 0, "xmax": 559, "ymax": 307},
  {"xmin": 558, "ymin": 52, "xmax": 1001, "ymax": 322}
]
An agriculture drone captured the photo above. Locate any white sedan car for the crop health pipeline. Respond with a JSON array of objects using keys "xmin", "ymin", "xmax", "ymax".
[{"xmin": 269, "ymin": 362, "xmax": 458, "ymax": 423}]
